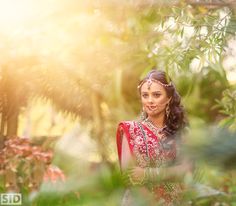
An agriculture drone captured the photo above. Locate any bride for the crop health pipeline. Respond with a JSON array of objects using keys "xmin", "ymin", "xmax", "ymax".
[{"xmin": 116, "ymin": 69, "xmax": 190, "ymax": 205}]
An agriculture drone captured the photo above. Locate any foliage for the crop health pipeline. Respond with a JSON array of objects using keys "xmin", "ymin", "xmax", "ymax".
[
  {"xmin": 32, "ymin": 164, "xmax": 124, "ymax": 206},
  {"xmin": 0, "ymin": 136, "xmax": 52, "ymax": 192},
  {"xmin": 217, "ymin": 88, "xmax": 236, "ymax": 130}
]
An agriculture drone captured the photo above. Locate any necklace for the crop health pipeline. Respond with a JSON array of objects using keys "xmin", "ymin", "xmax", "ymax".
[{"xmin": 143, "ymin": 118, "xmax": 166, "ymax": 138}]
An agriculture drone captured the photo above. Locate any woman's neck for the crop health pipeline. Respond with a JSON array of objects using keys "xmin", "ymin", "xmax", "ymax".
[{"xmin": 147, "ymin": 115, "xmax": 165, "ymax": 128}]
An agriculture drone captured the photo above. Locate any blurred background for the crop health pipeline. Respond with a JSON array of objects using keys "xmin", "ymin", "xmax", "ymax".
[{"xmin": 0, "ymin": 0, "xmax": 236, "ymax": 205}]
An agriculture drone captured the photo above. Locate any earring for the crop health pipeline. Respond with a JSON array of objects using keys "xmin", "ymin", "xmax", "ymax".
[
  {"xmin": 165, "ymin": 104, "xmax": 170, "ymax": 119},
  {"xmin": 140, "ymin": 108, "xmax": 147, "ymax": 120}
]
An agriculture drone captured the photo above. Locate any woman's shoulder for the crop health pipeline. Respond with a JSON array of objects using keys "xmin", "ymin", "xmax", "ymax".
[
  {"xmin": 117, "ymin": 120, "xmax": 138, "ymax": 128},
  {"xmin": 116, "ymin": 120, "xmax": 139, "ymax": 141}
]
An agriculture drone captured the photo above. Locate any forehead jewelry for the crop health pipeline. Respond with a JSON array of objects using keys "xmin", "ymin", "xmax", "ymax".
[
  {"xmin": 137, "ymin": 79, "xmax": 172, "ymax": 89},
  {"xmin": 147, "ymin": 79, "xmax": 152, "ymax": 89}
]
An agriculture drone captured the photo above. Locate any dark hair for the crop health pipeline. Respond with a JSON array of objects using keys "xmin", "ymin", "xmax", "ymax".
[{"xmin": 138, "ymin": 69, "xmax": 187, "ymax": 136}]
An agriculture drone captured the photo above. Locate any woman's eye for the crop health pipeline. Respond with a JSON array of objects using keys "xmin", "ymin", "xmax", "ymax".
[
  {"xmin": 153, "ymin": 93, "xmax": 160, "ymax": 97},
  {"xmin": 142, "ymin": 94, "xmax": 148, "ymax": 98}
]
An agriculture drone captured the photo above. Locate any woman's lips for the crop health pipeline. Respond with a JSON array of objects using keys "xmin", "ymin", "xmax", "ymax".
[{"xmin": 147, "ymin": 105, "xmax": 157, "ymax": 111}]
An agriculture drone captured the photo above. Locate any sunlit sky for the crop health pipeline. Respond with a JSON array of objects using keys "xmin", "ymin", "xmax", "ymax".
[
  {"xmin": 0, "ymin": 0, "xmax": 59, "ymax": 60},
  {"xmin": 0, "ymin": 0, "xmax": 57, "ymax": 30},
  {"xmin": 0, "ymin": 0, "xmax": 35, "ymax": 27}
]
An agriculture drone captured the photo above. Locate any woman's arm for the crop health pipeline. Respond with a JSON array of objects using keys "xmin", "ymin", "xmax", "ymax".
[
  {"xmin": 147, "ymin": 159, "xmax": 192, "ymax": 182},
  {"xmin": 128, "ymin": 159, "xmax": 193, "ymax": 184}
]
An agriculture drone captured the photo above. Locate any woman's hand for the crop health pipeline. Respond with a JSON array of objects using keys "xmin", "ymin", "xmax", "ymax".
[{"xmin": 122, "ymin": 166, "xmax": 145, "ymax": 186}]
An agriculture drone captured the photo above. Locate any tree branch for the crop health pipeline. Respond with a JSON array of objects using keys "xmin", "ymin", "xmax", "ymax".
[
  {"xmin": 129, "ymin": 0, "xmax": 236, "ymax": 9},
  {"xmin": 186, "ymin": 0, "xmax": 236, "ymax": 8}
]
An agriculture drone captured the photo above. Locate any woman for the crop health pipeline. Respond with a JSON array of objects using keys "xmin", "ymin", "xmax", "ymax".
[{"xmin": 116, "ymin": 70, "xmax": 189, "ymax": 205}]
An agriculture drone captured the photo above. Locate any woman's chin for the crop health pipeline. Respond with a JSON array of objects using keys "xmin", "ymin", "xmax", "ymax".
[
  {"xmin": 147, "ymin": 110, "xmax": 165, "ymax": 118},
  {"xmin": 147, "ymin": 111, "xmax": 158, "ymax": 116}
]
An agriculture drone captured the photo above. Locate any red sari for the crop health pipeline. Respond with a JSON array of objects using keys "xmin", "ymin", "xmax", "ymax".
[{"xmin": 117, "ymin": 121, "xmax": 183, "ymax": 205}]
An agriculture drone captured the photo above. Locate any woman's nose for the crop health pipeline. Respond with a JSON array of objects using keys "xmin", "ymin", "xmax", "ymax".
[{"xmin": 148, "ymin": 96, "xmax": 153, "ymax": 102}]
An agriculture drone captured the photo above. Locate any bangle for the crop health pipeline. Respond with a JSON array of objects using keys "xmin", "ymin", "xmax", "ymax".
[
  {"xmin": 145, "ymin": 167, "xmax": 160, "ymax": 182},
  {"xmin": 128, "ymin": 170, "xmax": 145, "ymax": 185}
]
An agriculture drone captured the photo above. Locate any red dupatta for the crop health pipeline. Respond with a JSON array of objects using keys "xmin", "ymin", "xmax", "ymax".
[{"xmin": 116, "ymin": 121, "xmax": 176, "ymax": 169}]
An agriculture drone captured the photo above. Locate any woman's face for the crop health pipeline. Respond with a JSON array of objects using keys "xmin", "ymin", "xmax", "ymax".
[{"xmin": 140, "ymin": 81, "xmax": 170, "ymax": 118}]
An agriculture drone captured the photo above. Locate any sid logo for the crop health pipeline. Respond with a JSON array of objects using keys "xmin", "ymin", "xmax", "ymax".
[{"xmin": 0, "ymin": 193, "xmax": 22, "ymax": 205}]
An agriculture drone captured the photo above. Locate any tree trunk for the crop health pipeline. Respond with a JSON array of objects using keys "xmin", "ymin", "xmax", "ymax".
[
  {"xmin": 6, "ymin": 107, "xmax": 19, "ymax": 137},
  {"xmin": 0, "ymin": 92, "xmax": 7, "ymax": 147},
  {"xmin": 91, "ymin": 92, "xmax": 107, "ymax": 162},
  {"xmin": 0, "ymin": 112, "xmax": 6, "ymax": 148}
]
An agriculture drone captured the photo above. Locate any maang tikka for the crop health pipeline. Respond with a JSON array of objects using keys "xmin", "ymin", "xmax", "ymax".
[
  {"xmin": 147, "ymin": 79, "xmax": 153, "ymax": 89},
  {"xmin": 137, "ymin": 78, "xmax": 172, "ymax": 90}
]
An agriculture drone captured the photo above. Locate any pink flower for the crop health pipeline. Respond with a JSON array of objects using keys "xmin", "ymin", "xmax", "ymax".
[{"xmin": 44, "ymin": 165, "xmax": 66, "ymax": 183}]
